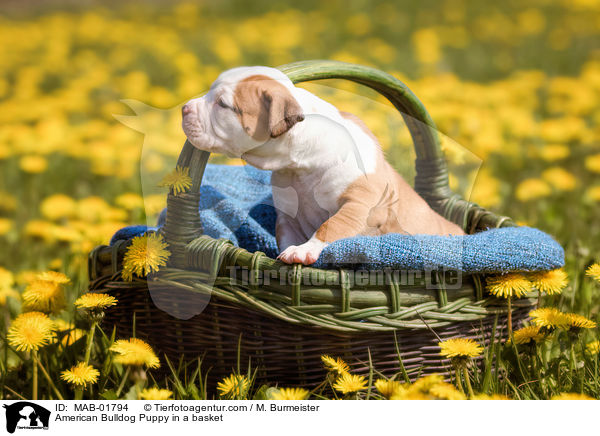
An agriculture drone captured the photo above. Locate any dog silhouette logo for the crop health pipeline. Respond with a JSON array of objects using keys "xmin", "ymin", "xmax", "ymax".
[{"xmin": 3, "ymin": 402, "xmax": 50, "ymax": 433}]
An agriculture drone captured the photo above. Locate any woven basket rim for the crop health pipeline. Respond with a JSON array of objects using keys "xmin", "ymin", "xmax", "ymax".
[{"xmin": 89, "ymin": 235, "xmax": 537, "ymax": 332}]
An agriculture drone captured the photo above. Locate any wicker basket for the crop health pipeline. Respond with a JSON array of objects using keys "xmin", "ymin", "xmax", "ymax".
[{"xmin": 88, "ymin": 60, "xmax": 536, "ymax": 389}]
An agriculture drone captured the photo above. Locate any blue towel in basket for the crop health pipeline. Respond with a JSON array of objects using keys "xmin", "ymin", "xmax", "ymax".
[{"xmin": 111, "ymin": 164, "xmax": 564, "ymax": 273}]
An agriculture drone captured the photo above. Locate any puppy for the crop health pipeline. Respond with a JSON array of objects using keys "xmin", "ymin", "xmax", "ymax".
[{"xmin": 182, "ymin": 66, "xmax": 465, "ymax": 265}]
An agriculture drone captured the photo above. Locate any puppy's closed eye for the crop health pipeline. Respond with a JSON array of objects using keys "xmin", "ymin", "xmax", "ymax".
[
  {"xmin": 216, "ymin": 97, "xmax": 229, "ymax": 109},
  {"xmin": 216, "ymin": 97, "xmax": 241, "ymax": 114}
]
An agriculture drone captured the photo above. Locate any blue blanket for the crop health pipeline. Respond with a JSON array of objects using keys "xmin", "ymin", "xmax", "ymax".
[{"xmin": 111, "ymin": 164, "xmax": 564, "ymax": 273}]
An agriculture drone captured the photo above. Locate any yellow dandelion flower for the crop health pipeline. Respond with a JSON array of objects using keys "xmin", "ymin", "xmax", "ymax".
[
  {"xmin": 529, "ymin": 269, "xmax": 568, "ymax": 295},
  {"xmin": 19, "ymin": 155, "xmax": 48, "ymax": 174},
  {"xmin": 75, "ymin": 293, "xmax": 117, "ymax": 310},
  {"xmin": 541, "ymin": 167, "xmax": 577, "ymax": 191},
  {"xmin": 53, "ymin": 319, "xmax": 73, "ymax": 331},
  {"xmin": 510, "ymin": 325, "xmax": 547, "ymax": 345},
  {"xmin": 40, "ymin": 194, "xmax": 77, "ymax": 221},
  {"xmin": 0, "ymin": 287, "xmax": 19, "ymax": 305},
  {"xmin": 142, "ymin": 194, "xmax": 166, "ymax": 216},
  {"xmin": 374, "ymin": 379, "xmax": 404, "ymax": 399},
  {"xmin": 24, "ymin": 220, "xmax": 56, "ymax": 242},
  {"xmin": 48, "ymin": 258, "xmax": 63, "ymax": 270},
  {"xmin": 75, "ymin": 196, "xmax": 111, "ymax": 223},
  {"xmin": 515, "ymin": 178, "xmax": 551, "ymax": 202},
  {"xmin": 217, "ymin": 374, "xmax": 250, "ymax": 398},
  {"xmin": 410, "ymin": 374, "xmax": 445, "ymax": 393},
  {"xmin": 539, "ymin": 144, "xmax": 570, "ymax": 162},
  {"xmin": 110, "ymin": 338, "xmax": 160, "ymax": 369},
  {"xmin": 271, "ymin": 387, "xmax": 309, "ymax": 400},
  {"xmin": 529, "ymin": 308, "xmax": 570, "ymax": 329},
  {"xmin": 121, "ymin": 233, "xmax": 170, "ymax": 281},
  {"xmin": 0, "ymin": 218, "xmax": 13, "ymax": 235},
  {"xmin": 586, "ymin": 263, "xmax": 600, "ymax": 282},
  {"xmin": 36, "ymin": 271, "xmax": 70, "ymax": 285},
  {"xmin": 22, "ymin": 279, "xmax": 66, "ymax": 314},
  {"xmin": 0, "ymin": 267, "xmax": 18, "ymax": 305},
  {"xmin": 586, "ymin": 341, "xmax": 600, "ymax": 355},
  {"xmin": 551, "ymin": 393, "xmax": 595, "ymax": 400},
  {"xmin": 53, "ymin": 225, "xmax": 83, "ymax": 243},
  {"xmin": 471, "ymin": 393, "xmax": 510, "ymax": 400},
  {"xmin": 585, "ymin": 153, "xmax": 600, "ymax": 174},
  {"xmin": 321, "ymin": 355, "xmax": 350, "ymax": 375},
  {"xmin": 439, "ymin": 338, "xmax": 484, "ymax": 359},
  {"xmin": 391, "ymin": 390, "xmax": 428, "ymax": 400},
  {"xmin": 412, "ymin": 28, "xmax": 441, "ymax": 65},
  {"xmin": 332, "ymin": 372, "xmax": 367, "ymax": 394},
  {"xmin": 139, "ymin": 388, "xmax": 173, "ymax": 400},
  {"xmin": 486, "ymin": 273, "xmax": 532, "ymax": 299},
  {"xmin": 585, "ymin": 186, "xmax": 600, "ymax": 202},
  {"xmin": 565, "ymin": 313, "xmax": 597, "ymax": 330},
  {"xmin": 159, "ymin": 166, "xmax": 192, "ymax": 196},
  {"xmin": 0, "ymin": 267, "xmax": 14, "ymax": 289},
  {"xmin": 429, "ymin": 382, "xmax": 466, "ymax": 400},
  {"xmin": 7, "ymin": 311, "xmax": 56, "ymax": 352},
  {"xmin": 115, "ymin": 193, "xmax": 145, "ymax": 211},
  {"xmin": 60, "ymin": 363, "xmax": 100, "ymax": 387},
  {"xmin": 60, "ymin": 327, "xmax": 85, "ymax": 347}
]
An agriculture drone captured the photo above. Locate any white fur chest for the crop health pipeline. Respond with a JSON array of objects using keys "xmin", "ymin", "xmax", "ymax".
[
  {"xmin": 269, "ymin": 90, "xmax": 380, "ymax": 240},
  {"xmin": 271, "ymin": 170, "xmax": 331, "ymax": 240}
]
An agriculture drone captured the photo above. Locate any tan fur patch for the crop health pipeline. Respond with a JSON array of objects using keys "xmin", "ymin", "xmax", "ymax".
[
  {"xmin": 233, "ymin": 75, "xmax": 304, "ymax": 142},
  {"xmin": 315, "ymin": 114, "xmax": 465, "ymax": 242}
]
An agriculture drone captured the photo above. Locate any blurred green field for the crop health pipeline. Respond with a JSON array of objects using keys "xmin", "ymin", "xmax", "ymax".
[{"xmin": 1, "ymin": 0, "xmax": 600, "ymax": 400}]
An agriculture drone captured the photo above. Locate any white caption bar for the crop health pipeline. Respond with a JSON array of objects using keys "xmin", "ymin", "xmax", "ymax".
[{"xmin": 0, "ymin": 400, "xmax": 594, "ymax": 436}]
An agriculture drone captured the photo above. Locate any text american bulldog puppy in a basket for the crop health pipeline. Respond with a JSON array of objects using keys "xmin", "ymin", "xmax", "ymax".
[{"xmin": 182, "ymin": 66, "xmax": 464, "ymax": 265}]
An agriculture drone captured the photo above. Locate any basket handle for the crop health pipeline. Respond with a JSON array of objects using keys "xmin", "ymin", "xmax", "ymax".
[
  {"xmin": 279, "ymin": 60, "xmax": 451, "ymax": 203},
  {"xmin": 161, "ymin": 60, "xmax": 509, "ymax": 264},
  {"xmin": 279, "ymin": 61, "xmax": 513, "ymax": 231}
]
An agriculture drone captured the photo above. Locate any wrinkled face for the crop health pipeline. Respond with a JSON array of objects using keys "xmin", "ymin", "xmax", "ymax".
[{"xmin": 181, "ymin": 66, "xmax": 304, "ymax": 158}]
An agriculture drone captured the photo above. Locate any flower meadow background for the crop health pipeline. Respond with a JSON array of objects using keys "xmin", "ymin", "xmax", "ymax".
[{"xmin": 1, "ymin": 0, "xmax": 600, "ymax": 400}]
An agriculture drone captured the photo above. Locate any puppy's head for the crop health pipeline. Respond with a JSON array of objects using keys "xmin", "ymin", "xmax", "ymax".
[{"xmin": 182, "ymin": 66, "xmax": 304, "ymax": 157}]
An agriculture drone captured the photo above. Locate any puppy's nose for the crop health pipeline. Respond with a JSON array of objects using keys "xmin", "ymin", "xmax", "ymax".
[{"xmin": 182, "ymin": 104, "xmax": 192, "ymax": 116}]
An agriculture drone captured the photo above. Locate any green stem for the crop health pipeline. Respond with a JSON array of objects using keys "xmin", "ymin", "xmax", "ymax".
[
  {"xmin": 32, "ymin": 351, "xmax": 38, "ymax": 400},
  {"xmin": 594, "ymin": 352, "xmax": 599, "ymax": 394},
  {"xmin": 115, "ymin": 366, "xmax": 131, "ymax": 398},
  {"xmin": 1, "ymin": 306, "xmax": 8, "ymax": 400},
  {"xmin": 83, "ymin": 322, "xmax": 97, "ymax": 365},
  {"xmin": 462, "ymin": 366, "xmax": 474, "ymax": 398},
  {"xmin": 569, "ymin": 340, "xmax": 576, "ymax": 373},
  {"xmin": 507, "ymin": 296, "xmax": 513, "ymax": 338},
  {"xmin": 556, "ymin": 354, "xmax": 561, "ymax": 388},
  {"xmin": 3, "ymin": 307, "xmax": 9, "ymax": 374},
  {"xmin": 535, "ymin": 346, "xmax": 547, "ymax": 397},
  {"xmin": 579, "ymin": 341, "xmax": 586, "ymax": 394},
  {"xmin": 74, "ymin": 321, "xmax": 97, "ymax": 400},
  {"xmin": 36, "ymin": 358, "xmax": 64, "ymax": 400},
  {"xmin": 454, "ymin": 366, "xmax": 465, "ymax": 394}
]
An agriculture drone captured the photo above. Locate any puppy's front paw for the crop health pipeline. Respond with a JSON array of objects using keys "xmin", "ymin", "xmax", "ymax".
[{"xmin": 277, "ymin": 239, "xmax": 327, "ymax": 265}]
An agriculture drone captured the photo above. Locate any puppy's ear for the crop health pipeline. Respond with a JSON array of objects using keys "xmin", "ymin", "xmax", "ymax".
[
  {"xmin": 234, "ymin": 75, "xmax": 304, "ymax": 141},
  {"xmin": 263, "ymin": 83, "xmax": 304, "ymax": 138}
]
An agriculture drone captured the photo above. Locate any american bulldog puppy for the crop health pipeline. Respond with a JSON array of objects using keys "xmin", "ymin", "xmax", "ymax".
[{"xmin": 182, "ymin": 66, "xmax": 464, "ymax": 265}]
